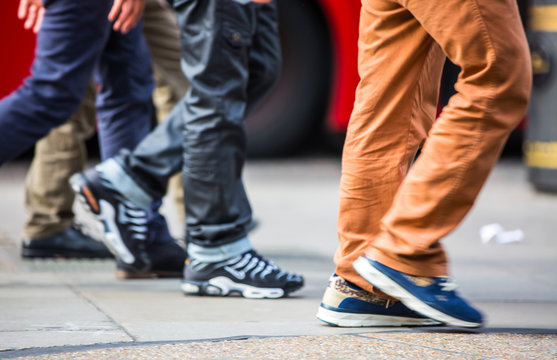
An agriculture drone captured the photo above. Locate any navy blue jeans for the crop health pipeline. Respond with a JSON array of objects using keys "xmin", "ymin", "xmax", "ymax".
[{"xmin": 0, "ymin": 0, "xmax": 154, "ymax": 164}]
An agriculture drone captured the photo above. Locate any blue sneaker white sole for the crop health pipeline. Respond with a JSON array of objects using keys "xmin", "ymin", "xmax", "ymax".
[
  {"xmin": 316, "ymin": 306, "xmax": 439, "ymax": 327},
  {"xmin": 316, "ymin": 274, "xmax": 440, "ymax": 327},
  {"xmin": 354, "ymin": 257, "xmax": 483, "ymax": 328}
]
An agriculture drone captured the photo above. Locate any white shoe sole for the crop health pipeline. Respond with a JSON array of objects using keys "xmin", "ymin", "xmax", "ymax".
[
  {"xmin": 182, "ymin": 276, "xmax": 286, "ymax": 299},
  {"xmin": 353, "ymin": 257, "xmax": 482, "ymax": 328},
  {"xmin": 71, "ymin": 176, "xmax": 135, "ymax": 264},
  {"xmin": 316, "ymin": 306, "xmax": 440, "ymax": 327}
]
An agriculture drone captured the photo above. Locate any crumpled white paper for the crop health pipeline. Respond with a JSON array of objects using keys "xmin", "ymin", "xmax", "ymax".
[{"xmin": 480, "ymin": 223, "xmax": 524, "ymax": 244}]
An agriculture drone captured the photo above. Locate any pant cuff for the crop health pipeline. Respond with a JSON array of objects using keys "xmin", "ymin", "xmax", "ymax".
[
  {"xmin": 187, "ymin": 236, "xmax": 252, "ymax": 263},
  {"xmin": 96, "ymin": 158, "xmax": 153, "ymax": 210}
]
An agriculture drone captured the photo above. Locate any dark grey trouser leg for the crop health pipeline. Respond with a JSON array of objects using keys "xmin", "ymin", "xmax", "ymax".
[
  {"xmin": 115, "ymin": 103, "xmax": 184, "ymax": 200},
  {"xmin": 113, "ymin": 0, "xmax": 280, "ymax": 247}
]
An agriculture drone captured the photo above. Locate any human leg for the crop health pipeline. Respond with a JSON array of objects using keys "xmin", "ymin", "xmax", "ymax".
[
  {"xmin": 177, "ymin": 0, "xmax": 301, "ymax": 298},
  {"xmin": 108, "ymin": 0, "xmax": 277, "ymax": 243},
  {"xmin": 111, "ymin": 0, "xmax": 189, "ymax": 278},
  {"xmin": 143, "ymin": 0, "xmax": 189, "ymax": 225},
  {"xmin": 93, "ymin": 18, "xmax": 187, "ymax": 275},
  {"xmin": 23, "ymin": 81, "xmax": 97, "ymax": 240},
  {"xmin": 20, "ymin": 82, "xmax": 111, "ymax": 258},
  {"xmin": 335, "ymin": 0, "xmax": 446, "ymax": 293},
  {"xmin": 94, "ymin": 21, "xmax": 153, "ymax": 159},
  {"xmin": 176, "ymin": 0, "xmax": 254, "ymax": 247},
  {"xmin": 245, "ymin": 0, "xmax": 281, "ymax": 110},
  {"xmin": 362, "ymin": 0, "xmax": 532, "ymax": 277},
  {"xmin": 0, "ymin": 0, "xmax": 113, "ymax": 165},
  {"xmin": 72, "ymin": 0, "xmax": 302, "ymax": 296},
  {"xmin": 341, "ymin": 0, "xmax": 530, "ymax": 326},
  {"xmin": 18, "ymin": 0, "xmax": 151, "ymax": 258},
  {"xmin": 143, "ymin": 0, "xmax": 189, "ymax": 115},
  {"xmin": 320, "ymin": 0, "xmax": 446, "ymax": 325}
]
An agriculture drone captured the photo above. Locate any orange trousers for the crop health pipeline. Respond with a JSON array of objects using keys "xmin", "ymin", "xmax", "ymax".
[{"xmin": 335, "ymin": 0, "xmax": 532, "ymax": 293}]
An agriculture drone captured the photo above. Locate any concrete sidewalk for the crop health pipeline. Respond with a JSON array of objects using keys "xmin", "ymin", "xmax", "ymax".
[{"xmin": 1, "ymin": 158, "xmax": 556, "ymax": 359}]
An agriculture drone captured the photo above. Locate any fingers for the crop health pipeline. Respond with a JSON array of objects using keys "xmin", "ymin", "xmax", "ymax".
[
  {"xmin": 18, "ymin": 0, "xmax": 30, "ymax": 20},
  {"xmin": 108, "ymin": 0, "xmax": 123, "ymax": 22},
  {"xmin": 34, "ymin": 6, "xmax": 45, "ymax": 33},
  {"xmin": 23, "ymin": 3, "xmax": 38, "ymax": 30},
  {"xmin": 19, "ymin": 0, "xmax": 44, "ymax": 32},
  {"xmin": 109, "ymin": 0, "xmax": 145, "ymax": 34},
  {"xmin": 112, "ymin": 1, "xmax": 133, "ymax": 32}
]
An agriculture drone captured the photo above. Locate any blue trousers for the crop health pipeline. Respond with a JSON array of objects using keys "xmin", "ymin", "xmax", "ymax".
[{"xmin": 0, "ymin": 0, "xmax": 154, "ymax": 164}]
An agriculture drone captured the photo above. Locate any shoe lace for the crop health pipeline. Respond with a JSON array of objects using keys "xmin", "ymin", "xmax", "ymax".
[
  {"xmin": 439, "ymin": 276, "xmax": 458, "ymax": 292},
  {"xmin": 225, "ymin": 251, "xmax": 290, "ymax": 282}
]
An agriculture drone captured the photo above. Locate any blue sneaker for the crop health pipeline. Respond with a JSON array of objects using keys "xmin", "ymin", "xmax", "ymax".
[
  {"xmin": 316, "ymin": 274, "xmax": 440, "ymax": 327},
  {"xmin": 353, "ymin": 256, "xmax": 484, "ymax": 328}
]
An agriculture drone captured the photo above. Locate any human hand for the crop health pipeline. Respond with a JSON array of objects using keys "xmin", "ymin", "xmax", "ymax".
[
  {"xmin": 18, "ymin": 0, "xmax": 45, "ymax": 34},
  {"xmin": 108, "ymin": 0, "xmax": 146, "ymax": 34}
]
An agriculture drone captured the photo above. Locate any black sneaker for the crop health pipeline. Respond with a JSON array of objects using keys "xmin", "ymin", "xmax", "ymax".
[
  {"xmin": 116, "ymin": 240, "xmax": 186, "ymax": 279},
  {"xmin": 21, "ymin": 225, "xmax": 112, "ymax": 259},
  {"xmin": 69, "ymin": 168, "xmax": 150, "ymax": 272},
  {"xmin": 181, "ymin": 250, "xmax": 304, "ymax": 298}
]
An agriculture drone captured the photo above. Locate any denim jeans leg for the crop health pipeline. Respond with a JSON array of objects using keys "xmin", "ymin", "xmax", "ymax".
[
  {"xmin": 177, "ymin": 0, "xmax": 258, "ymax": 247},
  {"xmin": 94, "ymin": 21, "xmax": 154, "ymax": 159},
  {"xmin": 115, "ymin": 103, "xmax": 185, "ymax": 201},
  {"xmin": 0, "ymin": 0, "xmax": 113, "ymax": 165}
]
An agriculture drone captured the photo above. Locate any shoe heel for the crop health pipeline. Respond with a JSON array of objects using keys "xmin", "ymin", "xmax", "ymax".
[{"xmin": 70, "ymin": 174, "xmax": 100, "ymax": 214}]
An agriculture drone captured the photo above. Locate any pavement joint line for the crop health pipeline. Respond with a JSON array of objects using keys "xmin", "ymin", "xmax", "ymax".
[
  {"xmin": 62, "ymin": 279, "xmax": 137, "ymax": 342},
  {"xmin": 350, "ymin": 333, "xmax": 497, "ymax": 359}
]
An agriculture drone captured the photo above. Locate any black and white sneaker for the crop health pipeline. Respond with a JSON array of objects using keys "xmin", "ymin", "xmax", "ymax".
[
  {"xmin": 181, "ymin": 250, "xmax": 304, "ymax": 299},
  {"xmin": 69, "ymin": 168, "xmax": 151, "ymax": 272}
]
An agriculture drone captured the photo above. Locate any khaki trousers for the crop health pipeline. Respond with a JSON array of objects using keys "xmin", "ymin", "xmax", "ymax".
[
  {"xmin": 335, "ymin": 0, "xmax": 532, "ymax": 293},
  {"xmin": 23, "ymin": 83, "xmax": 97, "ymax": 239},
  {"xmin": 23, "ymin": 0, "xmax": 188, "ymax": 239}
]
